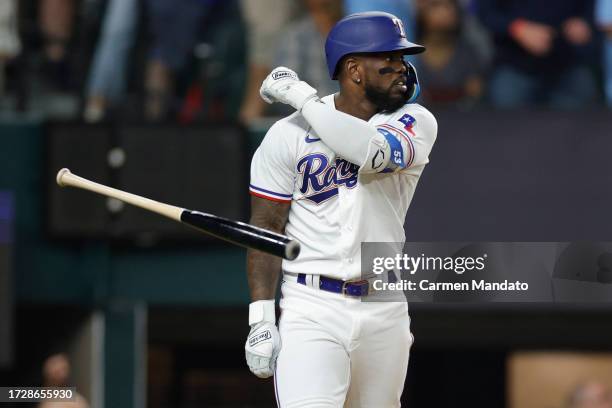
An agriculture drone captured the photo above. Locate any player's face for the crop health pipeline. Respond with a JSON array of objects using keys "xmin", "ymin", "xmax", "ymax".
[{"xmin": 362, "ymin": 51, "xmax": 410, "ymax": 112}]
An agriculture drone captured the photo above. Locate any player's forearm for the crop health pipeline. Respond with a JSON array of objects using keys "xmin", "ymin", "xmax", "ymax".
[
  {"xmin": 247, "ymin": 248, "xmax": 281, "ymax": 301},
  {"xmin": 246, "ymin": 197, "xmax": 290, "ymax": 301},
  {"xmin": 301, "ymin": 98, "xmax": 379, "ymax": 166}
]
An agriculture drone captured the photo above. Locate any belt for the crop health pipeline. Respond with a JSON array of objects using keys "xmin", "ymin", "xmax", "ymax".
[{"xmin": 284, "ymin": 272, "xmax": 370, "ymax": 297}]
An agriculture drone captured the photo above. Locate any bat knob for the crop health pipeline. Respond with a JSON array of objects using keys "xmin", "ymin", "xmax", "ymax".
[
  {"xmin": 56, "ymin": 168, "xmax": 72, "ymax": 187},
  {"xmin": 285, "ymin": 240, "xmax": 301, "ymax": 261}
]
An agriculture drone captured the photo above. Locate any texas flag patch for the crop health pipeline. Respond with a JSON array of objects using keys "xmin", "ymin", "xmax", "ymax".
[{"xmin": 398, "ymin": 114, "xmax": 416, "ymax": 136}]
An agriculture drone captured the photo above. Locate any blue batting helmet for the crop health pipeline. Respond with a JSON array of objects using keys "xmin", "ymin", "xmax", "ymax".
[{"xmin": 325, "ymin": 11, "xmax": 425, "ymax": 80}]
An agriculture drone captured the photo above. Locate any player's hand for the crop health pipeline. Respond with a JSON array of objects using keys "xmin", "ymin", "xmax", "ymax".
[
  {"xmin": 260, "ymin": 66, "xmax": 319, "ymax": 111},
  {"xmin": 245, "ymin": 321, "xmax": 281, "ymax": 378}
]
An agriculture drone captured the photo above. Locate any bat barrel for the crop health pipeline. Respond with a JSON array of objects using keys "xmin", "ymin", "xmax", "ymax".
[
  {"xmin": 180, "ymin": 211, "xmax": 300, "ymax": 260},
  {"xmin": 285, "ymin": 240, "xmax": 300, "ymax": 261}
]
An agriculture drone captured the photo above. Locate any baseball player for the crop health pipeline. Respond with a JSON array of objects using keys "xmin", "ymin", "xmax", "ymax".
[{"xmin": 245, "ymin": 11, "xmax": 438, "ymax": 407}]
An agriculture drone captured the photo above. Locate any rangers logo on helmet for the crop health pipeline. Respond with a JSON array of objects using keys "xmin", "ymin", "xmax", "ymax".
[{"xmin": 392, "ymin": 18, "xmax": 406, "ymax": 38}]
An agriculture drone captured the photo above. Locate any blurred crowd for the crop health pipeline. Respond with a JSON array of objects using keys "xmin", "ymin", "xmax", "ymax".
[{"xmin": 0, "ymin": 0, "xmax": 610, "ymax": 125}]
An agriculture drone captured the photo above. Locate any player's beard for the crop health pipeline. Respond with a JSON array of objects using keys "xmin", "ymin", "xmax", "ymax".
[{"xmin": 364, "ymin": 80, "xmax": 409, "ymax": 112}]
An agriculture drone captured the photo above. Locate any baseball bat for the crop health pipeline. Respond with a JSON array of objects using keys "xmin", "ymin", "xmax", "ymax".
[{"xmin": 56, "ymin": 168, "xmax": 300, "ymax": 260}]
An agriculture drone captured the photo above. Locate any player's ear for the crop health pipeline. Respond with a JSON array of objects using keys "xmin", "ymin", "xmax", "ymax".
[{"xmin": 344, "ymin": 57, "xmax": 362, "ymax": 84}]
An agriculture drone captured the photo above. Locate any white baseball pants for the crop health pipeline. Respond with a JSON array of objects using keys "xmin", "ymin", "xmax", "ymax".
[{"xmin": 274, "ymin": 280, "xmax": 413, "ymax": 407}]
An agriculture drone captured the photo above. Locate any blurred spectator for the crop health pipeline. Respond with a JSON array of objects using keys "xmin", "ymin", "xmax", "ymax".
[
  {"xmin": 238, "ymin": 0, "xmax": 299, "ymax": 124},
  {"xmin": 0, "ymin": 0, "xmax": 21, "ymax": 61},
  {"xmin": 414, "ymin": 0, "xmax": 490, "ymax": 108},
  {"xmin": 596, "ymin": 0, "xmax": 612, "ymax": 108},
  {"xmin": 38, "ymin": 353, "xmax": 89, "ymax": 408},
  {"xmin": 477, "ymin": 0, "xmax": 599, "ymax": 109},
  {"xmin": 273, "ymin": 0, "xmax": 342, "ymax": 102},
  {"xmin": 83, "ymin": 0, "xmax": 139, "ymax": 122},
  {"xmin": 0, "ymin": 0, "xmax": 21, "ymax": 95},
  {"xmin": 566, "ymin": 381, "xmax": 612, "ymax": 408},
  {"xmin": 143, "ymin": 0, "xmax": 219, "ymax": 121},
  {"xmin": 39, "ymin": 0, "xmax": 76, "ymax": 90},
  {"xmin": 84, "ymin": 0, "xmax": 225, "ymax": 122},
  {"xmin": 345, "ymin": 0, "xmax": 415, "ymax": 39},
  {"xmin": 39, "ymin": 0, "xmax": 73, "ymax": 61}
]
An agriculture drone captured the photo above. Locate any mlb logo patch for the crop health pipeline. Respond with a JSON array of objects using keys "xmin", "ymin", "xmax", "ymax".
[{"xmin": 398, "ymin": 114, "xmax": 416, "ymax": 136}]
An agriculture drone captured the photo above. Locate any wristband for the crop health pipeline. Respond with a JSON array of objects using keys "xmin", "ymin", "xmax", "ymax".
[
  {"xmin": 248, "ymin": 300, "xmax": 276, "ymax": 326},
  {"xmin": 287, "ymin": 81, "xmax": 319, "ymax": 111}
]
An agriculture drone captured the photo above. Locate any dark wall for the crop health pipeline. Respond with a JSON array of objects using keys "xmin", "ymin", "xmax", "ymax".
[
  {"xmin": 405, "ymin": 109, "xmax": 612, "ymax": 241},
  {"xmin": 0, "ymin": 192, "xmax": 13, "ymax": 368}
]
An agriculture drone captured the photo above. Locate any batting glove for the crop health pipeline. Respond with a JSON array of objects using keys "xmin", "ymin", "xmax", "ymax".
[
  {"xmin": 245, "ymin": 300, "xmax": 281, "ymax": 378},
  {"xmin": 260, "ymin": 66, "xmax": 319, "ymax": 111}
]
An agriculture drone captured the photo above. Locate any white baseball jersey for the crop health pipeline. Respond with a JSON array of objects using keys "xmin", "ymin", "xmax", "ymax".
[{"xmin": 250, "ymin": 94, "xmax": 437, "ymax": 280}]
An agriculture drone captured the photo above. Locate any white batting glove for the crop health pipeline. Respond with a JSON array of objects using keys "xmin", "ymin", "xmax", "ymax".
[
  {"xmin": 245, "ymin": 300, "xmax": 281, "ymax": 378},
  {"xmin": 260, "ymin": 66, "xmax": 319, "ymax": 111}
]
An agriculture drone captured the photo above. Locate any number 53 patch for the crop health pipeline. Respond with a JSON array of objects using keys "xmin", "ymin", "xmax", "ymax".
[{"xmin": 376, "ymin": 127, "xmax": 405, "ymax": 169}]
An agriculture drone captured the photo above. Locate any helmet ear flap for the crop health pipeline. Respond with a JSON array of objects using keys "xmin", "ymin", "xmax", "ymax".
[{"xmin": 404, "ymin": 61, "xmax": 420, "ymax": 103}]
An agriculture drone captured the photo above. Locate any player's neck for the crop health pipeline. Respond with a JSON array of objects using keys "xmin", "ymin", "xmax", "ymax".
[{"xmin": 334, "ymin": 92, "xmax": 377, "ymax": 122}]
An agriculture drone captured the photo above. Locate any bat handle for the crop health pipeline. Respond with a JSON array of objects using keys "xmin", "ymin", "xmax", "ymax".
[{"xmin": 56, "ymin": 168, "xmax": 72, "ymax": 187}]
